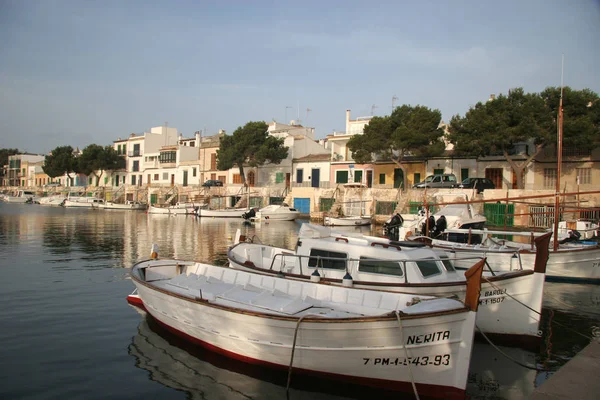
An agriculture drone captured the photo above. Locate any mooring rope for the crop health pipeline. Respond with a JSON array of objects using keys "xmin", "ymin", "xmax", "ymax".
[
  {"xmin": 395, "ymin": 310, "xmax": 420, "ymax": 400},
  {"xmin": 286, "ymin": 314, "xmax": 320, "ymax": 394},
  {"xmin": 476, "ymin": 325, "xmax": 545, "ymax": 371}
]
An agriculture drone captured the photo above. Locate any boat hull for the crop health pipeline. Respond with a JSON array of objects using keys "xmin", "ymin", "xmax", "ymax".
[
  {"xmin": 147, "ymin": 205, "xmax": 196, "ymax": 215},
  {"xmin": 198, "ymin": 208, "xmax": 249, "ymax": 218},
  {"xmin": 324, "ymin": 216, "xmax": 371, "ymax": 226},
  {"xmin": 98, "ymin": 202, "xmax": 146, "ymax": 210},
  {"xmin": 130, "ymin": 281, "xmax": 475, "ymax": 399},
  {"xmin": 254, "ymin": 212, "xmax": 300, "ymax": 221}
]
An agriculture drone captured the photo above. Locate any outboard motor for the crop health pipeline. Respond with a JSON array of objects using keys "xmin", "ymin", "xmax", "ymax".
[
  {"xmin": 559, "ymin": 229, "xmax": 582, "ymax": 244},
  {"xmin": 433, "ymin": 215, "xmax": 447, "ymax": 238},
  {"xmin": 383, "ymin": 213, "xmax": 403, "ymax": 241},
  {"xmin": 425, "ymin": 215, "xmax": 436, "ymax": 237},
  {"xmin": 242, "ymin": 208, "xmax": 257, "ymax": 220}
]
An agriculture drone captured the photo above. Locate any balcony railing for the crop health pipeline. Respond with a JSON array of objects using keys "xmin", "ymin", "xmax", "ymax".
[{"xmin": 128, "ymin": 150, "xmax": 142, "ymax": 157}]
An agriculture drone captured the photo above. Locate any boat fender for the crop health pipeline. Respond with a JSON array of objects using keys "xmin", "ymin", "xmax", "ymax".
[
  {"xmin": 310, "ymin": 269, "xmax": 321, "ymax": 283},
  {"xmin": 342, "ymin": 272, "xmax": 353, "ymax": 287},
  {"xmin": 150, "ymin": 243, "xmax": 159, "ymax": 259}
]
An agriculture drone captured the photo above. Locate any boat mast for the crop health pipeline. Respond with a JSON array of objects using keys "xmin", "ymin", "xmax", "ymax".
[{"xmin": 552, "ymin": 55, "xmax": 565, "ymax": 251}]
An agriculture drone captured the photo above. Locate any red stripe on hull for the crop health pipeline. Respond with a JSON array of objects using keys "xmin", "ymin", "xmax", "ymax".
[{"xmin": 129, "ymin": 296, "xmax": 466, "ymax": 400}]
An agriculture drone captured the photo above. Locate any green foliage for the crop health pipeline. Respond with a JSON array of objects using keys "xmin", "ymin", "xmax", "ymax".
[
  {"xmin": 448, "ymin": 88, "xmax": 555, "ymax": 157},
  {"xmin": 216, "ymin": 121, "xmax": 288, "ymax": 184},
  {"xmin": 540, "ymin": 86, "xmax": 600, "ymax": 148},
  {"xmin": 347, "ymin": 105, "xmax": 446, "ymax": 164},
  {"xmin": 77, "ymin": 145, "xmax": 125, "ymax": 184},
  {"xmin": 43, "ymin": 146, "xmax": 78, "ymax": 178}
]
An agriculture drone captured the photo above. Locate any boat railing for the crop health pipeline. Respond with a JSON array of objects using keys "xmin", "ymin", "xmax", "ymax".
[{"xmin": 267, "ymin": 252, "xmax": 489, "ymax": 284}]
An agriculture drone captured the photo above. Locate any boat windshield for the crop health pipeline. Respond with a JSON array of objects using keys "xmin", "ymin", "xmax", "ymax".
[{"xmin": 414, "ymin": 259, "xmax": 442, "ymax": 278}]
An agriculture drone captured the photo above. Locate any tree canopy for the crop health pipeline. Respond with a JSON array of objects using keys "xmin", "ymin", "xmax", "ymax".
[
  {"xmin": 448, "ymin": 87, "xmax": 598, "ymax": 188},
  {"xmin": 78, "ymin": 144, "xmax": 125, "ymax": 185},
  {"xmin": 43, "ymin": 146, "xmax": 78, "ymax": 179},
  {"xmin": 216, "ymin": 121, "xmax": 288, "ymax": 185},
  {"xmin": 347, "ymin": 104, "xmax": 446, "ymax": 189}
]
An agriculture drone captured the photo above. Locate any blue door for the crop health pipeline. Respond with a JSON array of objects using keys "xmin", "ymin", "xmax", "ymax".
[{"xmin": 294, "ymin": 198, "xmax": 310, "ymax": 214}]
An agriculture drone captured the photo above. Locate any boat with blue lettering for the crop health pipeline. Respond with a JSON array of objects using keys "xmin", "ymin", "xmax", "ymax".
[
  {"xmin": 228, "ymin": 224, "xmax": 551, "ymax": 346},
  {"xmin": 128, "ymin": 256, "xmax": 484, "ymax": 400}
]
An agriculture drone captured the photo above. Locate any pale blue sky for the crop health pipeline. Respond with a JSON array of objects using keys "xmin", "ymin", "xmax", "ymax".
[{"xmin": 1, "ymin": 0, "xmax": 599, "ymax": 153}]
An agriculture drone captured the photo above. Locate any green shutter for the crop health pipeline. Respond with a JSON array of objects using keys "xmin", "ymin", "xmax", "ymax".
[
  {"xmin": 336, "ymin": 171, "xmax": 348, "ymax": 183},
  {"xmin": 354, "ymin": 170, "xmax": 363, "ymax": 183},
  {"xmin": 275, "ymin": 172, "xmax": 284, "ymax": 183},
  {"xmin": 379, "ymin": 173, "xmax": 385, "ymax": 184}
]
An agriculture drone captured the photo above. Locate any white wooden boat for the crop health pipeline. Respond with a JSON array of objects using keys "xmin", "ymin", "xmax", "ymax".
[
  {"xmin": 386, "ymin": 193, "xmax": 486, "ymax": 241},
  {"xmin": 38, "ymin": 195, "xmax": 67, "ymax": 206},
  {"xmin": 324, "ymin": 215, "xmax": 371, "ymax": 226},
  {"xmin": 63, "ymin": 197, "xmax": 105, "ymax": 208},
  {"xmin": 197, "ymin": 208, "xmax": 249, "ymax": 218},
  {"xmin": 2, "ymin": 190, "xmax": 39, "ymax": 203},
  {"xmin": 98, "ymin": 200, "xmax": 147, "ymax": 210},
  {"xmin": 147, "ymin": 202, "xmax": 198, "ymax": 215},
  {"xmin": 128, "ymin": 258, "xmax": 484, "ymax": 399},
  {"xmin": 418, "ymin": 228, "xmax": 600, "ymax": 284},
  {"xmin": 242, "ymin": 204, "xmax": 300, "ymax": 221},
  {"xmin": 228, "ymin": 224, "xmax": 551, "ymax": 344}
]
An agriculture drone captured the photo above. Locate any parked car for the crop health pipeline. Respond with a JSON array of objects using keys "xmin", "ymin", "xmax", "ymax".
[
  {"xmin": 202, "ymin": 180, "xmax": 223, "ymax": 187},
  {"xmin": 413, "ymin": 174, "xmax": 458, "ymax": 189},
  {"xmin": 459, "ymin": 177, "xmax": 496, "ymax": 193}
]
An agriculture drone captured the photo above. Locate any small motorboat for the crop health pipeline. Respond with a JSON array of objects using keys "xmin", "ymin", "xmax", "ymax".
[
  {"xmin": 324, "ymin": 215, "xmax": 371, "ymax": 226},
  {"xmin": 242, "ymin": 203, "xmax": 300, "ymax": 221}
]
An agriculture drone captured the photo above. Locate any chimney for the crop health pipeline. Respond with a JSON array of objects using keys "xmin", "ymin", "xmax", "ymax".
[{"xmin": 346, "ymin": 110, "xmax": 351, "ymax": 134}]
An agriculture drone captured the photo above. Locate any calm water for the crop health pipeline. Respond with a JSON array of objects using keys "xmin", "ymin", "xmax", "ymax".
[{"xmin": 0, "ymin": 203, "xmax": 598, "ymax": 400}]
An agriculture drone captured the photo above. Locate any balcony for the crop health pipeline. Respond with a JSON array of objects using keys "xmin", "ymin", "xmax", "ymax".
[{"xmin": 128, "ymin": 150, "xmax": 142, "ymax": 157}]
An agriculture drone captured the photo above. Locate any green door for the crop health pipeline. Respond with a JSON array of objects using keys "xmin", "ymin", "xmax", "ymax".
[{"xmin": 393, "ymin": 169, "xmax": 404, "ymax": 189}]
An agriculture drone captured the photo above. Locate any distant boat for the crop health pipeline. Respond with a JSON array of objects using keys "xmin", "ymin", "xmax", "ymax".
[
  {"xmin": 2, "ymin": 190, "xmax": 38, "ymax": 204},
  {"xmin": 147, "ymin": 202, "xmax": 199, "ymax": 215},
  {"xmin": 324, "ymin": 215, "xmax": 371, "ymax": 226},
  {"xmin": 242, "ymin": 204, "xmax": 300, "ymax": 221},
  {"xmin": 197, "ymin": 207, "xmax": 250, "ymax": 218},
  {"xmin": 38, "ymin": 195, "xmax": 67, "ymax": 206},
  {"xmin": 98, "ymin": 200, "xmax": 147, "ymax": 211}
]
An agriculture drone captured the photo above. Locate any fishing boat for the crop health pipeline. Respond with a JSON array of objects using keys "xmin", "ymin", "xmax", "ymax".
[
  {"xmin": 63, "ymin": 196, "xmax": 105, "ymax": 208},
  {"xmin": 38, "ymin": 195, "xmax": 67, "ymax": 206},
  {"xmin": 384, "ymin": 193, "xmax": 487, "ymax": 242},
  {"xmin": 228, "ymin": 224, "xmax": 550, "ymax": 344},
  {"xmin": 324, "ymin": 215, "xmax": 372, "ymax": 227},
  {"xmin": 242, "ymin": 204, "xmax": 300, "ymax": 221},
  {"xmin": 147, "ymin": 202, "xmax": 199, "ymax": 215},
  {"xmin": 197, "ymin": 207, "xmax": 250, "ymax": 218},
  {"xmin": 2, "ymin": 190, "xmax": 39, "ymax": 203},
  {"xmin": 127, "ymin": 255, "xmax": 484, "ymax": 399},
  {"xmin": 98, "ymin": 200, "xmax": 147, "ymax": 211},
  {"xmin": 419, "ymin": 228, "xmax": 600, "ymax": 283}
]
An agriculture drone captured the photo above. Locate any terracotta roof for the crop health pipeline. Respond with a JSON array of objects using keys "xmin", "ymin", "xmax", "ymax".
[{"xmin": 293, "ymin": 153, "xmax": 331, "ymax": 162}]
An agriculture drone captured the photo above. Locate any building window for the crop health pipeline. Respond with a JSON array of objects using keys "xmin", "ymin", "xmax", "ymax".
[
  {"xmin": 162, "ymin": 172, "xmax": 168, "ymax": 180},
  {"xmin": 132, "ymin": 160, "xmax": 139, "ymax": 172},
  {"xmin": 218, "ymin": 175, "xmax": 226, "ymax": 183},
  {"xmin": 336, "ymin": 170, "xmax": 348, "ymax": 184},
  {"xmin": 413, "ymin": 173, "xmax": 421, "ymax": 185},
  {"xmin": 122, "ymin": 176, "xmax": 126, "ymax": 184},
  {"xmin": 233, "ymin": 174, "xmax": 243, "ymax": 184},
  {"xmin": 576, "ymin": 168, "xmax": 591, "ymax": 185},
  {"xmin": 192, "ymin": 168, "xmax": 197, "ymax": 177},
  {"xmin": 211, "ymin": 154, "xmax": 217, "ymax": 170},
  {"xmin": 379, "ymin": 173, "xmax": 386, "ymax": 185},
  {"xmin": 461, "ymin": 168, "xmax": 469, "ymax": 181},
  {"xmin": 296, "ymin": 169, "xmax": 303, "ymax": 183},
  {"xmin": 276, "ymin": 172, "xmax": 284, "ymax": 183},
  {"xmin": 543, "ymin": 168, "xmax": 557, "ymax": 189},
  {"xmin": 189, "ymin": 141, "xmax": 195, "ymax": 147},
  {"xmin": 154, "ymin": 174, "xmax": 159, "ymax": 180},
  {"xmin": 131, "ymin": 175, "xmax": 136, "ymax": 185},
  {"xmin": 211, "ymin": 173, "xmax": 216, "ymax": 180},
  {"xmin": 159, "ymin": 151, "xmax": 176, "ymax": 163},
  {"xmin": 354, "ymin": 170, "xmax": 363, "ymax": 183}
]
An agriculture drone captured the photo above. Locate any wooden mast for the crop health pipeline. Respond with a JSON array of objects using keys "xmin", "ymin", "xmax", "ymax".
[{"xmin": 552, "ymin": 55, "xmax": 565, "ymax": 251}]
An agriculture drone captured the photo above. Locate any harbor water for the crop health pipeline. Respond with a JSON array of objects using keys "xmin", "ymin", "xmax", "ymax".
[{"xmin": 0, "ymin": 203, "xmax": 598, "ymax": 399}]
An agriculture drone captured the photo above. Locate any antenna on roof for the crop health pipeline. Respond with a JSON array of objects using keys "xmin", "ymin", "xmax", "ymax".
[
  {"xmin": 392, "ymin": 95, "xmax": 398, "ymax": 113},
  {"xmin": 371, "ymin": 104, "xmax": 377, "ymax": 116}
]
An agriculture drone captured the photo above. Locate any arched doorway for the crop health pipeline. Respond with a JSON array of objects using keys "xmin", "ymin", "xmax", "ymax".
[{"xmin": 247, "ymin": 171, "xmax": 256, "ymax": 187}]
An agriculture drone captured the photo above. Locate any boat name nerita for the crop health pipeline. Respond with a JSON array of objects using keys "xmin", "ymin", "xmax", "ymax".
[
  {"xmin": 363, "ymin": 354, "xmax": 451, "ymax": 366},
  {"xmin": 406, "ymin": 330, "xmax": 450, "ymax": 345}
]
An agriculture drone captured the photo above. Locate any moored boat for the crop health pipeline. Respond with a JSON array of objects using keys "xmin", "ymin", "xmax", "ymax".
[
  {"xmin": 242, "ymin": 204, "xmax": 300, "ymax": 221},
  {"xmin": 228, "ymin": 224, "xmax": 551, "ymax": 344},
  {"xmin": 147, "ymin": 202, "xmax": 198, "ymax": 215},
  {"xmin": 324, "ymin": 215, "xmax": 371, "ymax": 226},
  {"xmin": 2, "ymin": 190, "xmax": 39, "ymax": 203},
  {"xmin": 98, "ymin": 200, "xmax": 147, "ymax": 210},
  {"xmin": 128, "ymin": 257, "xmax": 484, "ymax": 399},
  {"xmin": 197, "ymin": 208, "xmax": 249, "ymax": 218}
]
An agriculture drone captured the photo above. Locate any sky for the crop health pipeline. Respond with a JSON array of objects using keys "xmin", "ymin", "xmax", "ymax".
[{"xmin": 1, "ymin": 0, "xmax": 599, "ymax": 154}]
